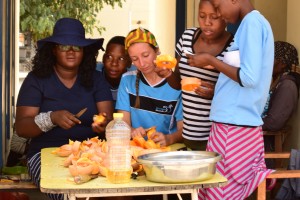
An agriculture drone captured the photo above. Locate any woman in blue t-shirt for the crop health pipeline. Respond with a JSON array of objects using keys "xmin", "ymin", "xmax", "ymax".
[
  {"xmin": 15, "ymin": 18, "xmax": 113, "ymax": 200},
  {"xmin": 116, "ymin": 28, "xmax": 183, "ymax": 147}
]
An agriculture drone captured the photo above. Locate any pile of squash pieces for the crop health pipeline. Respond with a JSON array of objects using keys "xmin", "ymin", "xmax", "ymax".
[{"xmin": 52, "ymin": 126, "xmax": 170, "ymax": 184}]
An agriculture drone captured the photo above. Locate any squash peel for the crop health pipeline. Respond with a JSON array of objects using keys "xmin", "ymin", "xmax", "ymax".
[{"xmin": 53, "ymin": 127, "xmax": 171, "ymax": 184}]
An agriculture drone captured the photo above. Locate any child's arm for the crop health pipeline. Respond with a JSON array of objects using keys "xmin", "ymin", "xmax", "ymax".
[{"xmin": 187, "ymin": 53, "xmax": 240, "ymax": 83}]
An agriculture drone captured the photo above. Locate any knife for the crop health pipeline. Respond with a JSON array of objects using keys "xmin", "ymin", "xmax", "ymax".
[{"xmin": 74, "ymin": 108, "xmax": 87, "ymax": 118}]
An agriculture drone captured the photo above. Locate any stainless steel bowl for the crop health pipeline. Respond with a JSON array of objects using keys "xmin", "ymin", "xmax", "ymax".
[{"xmin": 137, "ymin": 151, "xmax": 222, "ymax": 183}]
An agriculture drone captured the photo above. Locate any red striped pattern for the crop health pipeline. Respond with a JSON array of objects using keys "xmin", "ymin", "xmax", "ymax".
[{"xmin": 198, "ymin": 122, "xmax": 274, "ymax": 200}]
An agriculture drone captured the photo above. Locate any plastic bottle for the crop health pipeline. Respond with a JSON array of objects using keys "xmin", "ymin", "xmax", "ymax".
[{"xmin": 105, "ymin": 113, "xmax": 132, "ymax": 183}]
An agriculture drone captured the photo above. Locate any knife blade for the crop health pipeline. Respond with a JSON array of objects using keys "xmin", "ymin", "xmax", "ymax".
[{"xmin": 74, "ymin": 108, "xmax": 87, "ymax": 118}]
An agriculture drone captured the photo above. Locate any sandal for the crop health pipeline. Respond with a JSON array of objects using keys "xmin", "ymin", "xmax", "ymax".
[{"xmin": 266, "ymin": 178, "xmax": 277, "ymax": 191}]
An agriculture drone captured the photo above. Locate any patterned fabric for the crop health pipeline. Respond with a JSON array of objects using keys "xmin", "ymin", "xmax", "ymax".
[
  {"xmin": 34, "ymin": 111, "xmax": 56, "ymax": 132},
  {"xmin": 275, "ymin": 41, "xmax": 299, "ymax": 68},
  {"xmin": 125, "ymin": 27, "xmax": 158, "ymax": 50},
  {"xmin": 10, "ymin": 132, "xmax": 30, "ymax": 154},
  {"xmin": 175, "ymin": 28, "xmax": 234, "ymax": 141},
  {"xmin": 27, "ymin": 152, "xmax": 64, "ymax": 200},
  {"xmin": 198, "ymin": 122, "xmax": 274, "ymax": 200},
  {"xmin": 261, "ymin": 90, "xmax": 273, "ymax": 118}
]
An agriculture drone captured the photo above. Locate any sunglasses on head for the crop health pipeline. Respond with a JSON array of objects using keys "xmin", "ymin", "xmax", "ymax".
[{"xmin": 56, "ymin": 44, "xmax": 83, "ymax": 52}]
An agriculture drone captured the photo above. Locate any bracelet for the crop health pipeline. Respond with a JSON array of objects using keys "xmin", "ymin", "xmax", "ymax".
[{"xmin": 34, "ymin": 111, "xmax": 56, "ymax": 132}]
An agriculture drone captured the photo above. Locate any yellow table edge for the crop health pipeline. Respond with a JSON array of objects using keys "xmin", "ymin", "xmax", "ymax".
[{"xmin": 41, "ymin": 146, "xmax": 227, "ymax": 194}]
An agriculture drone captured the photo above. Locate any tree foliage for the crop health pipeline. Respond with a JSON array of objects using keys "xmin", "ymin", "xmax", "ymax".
[{"xmin": 20, "ymin": 0, "xmax": 125, "ymax": 42}]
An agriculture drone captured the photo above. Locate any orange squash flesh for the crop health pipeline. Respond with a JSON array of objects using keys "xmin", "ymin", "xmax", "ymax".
[
  {"xmin": 144, "ymin": 139, "xmax": 157, "ymax": 149},
  {"xmin": 155, "ymin": 54, "xmax": 177, "ymax": 69},
  {"xmin": 181, "ymin": 77, "xmax": 201, "ymax": 91},
  {"xmin": 133, "ymin": 136, "xmax": 146, "ymax": 148},
  {"xmin": 182, "ymin": 84, "xmax": 200, "ymax": 91},
  {"xmin": 93, "ymin": 114, "xmax": 106, "ymax": 123},
  {"xmin": 146, "ymin": 126, "xmax": 157, "ymax": 139}
]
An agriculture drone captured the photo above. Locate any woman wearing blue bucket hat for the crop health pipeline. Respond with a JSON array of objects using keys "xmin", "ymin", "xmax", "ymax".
[
  {"xmin": 15, "ymin": 18, "xmax": 113, "ymax": 200},
  {"xmin": 37, "ymin": 17, "xmax": 105, "ymax": 50}
]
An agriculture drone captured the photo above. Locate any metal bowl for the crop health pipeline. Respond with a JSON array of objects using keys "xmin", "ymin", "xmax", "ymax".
[{"xmin": 137, "ymin": 151, "xmax": 222, "ymax": 183}]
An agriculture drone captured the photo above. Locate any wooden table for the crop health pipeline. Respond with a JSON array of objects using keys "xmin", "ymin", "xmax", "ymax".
[
  {"xmin": 0, "ymin": 174, "xmax": 38, "ymax": 192},
  {"xmin": 0, "ymin": 180, "xmax": 37, "ymax": 190},
  {"xmin": 40, "ymin": 147, "xmax": 227, "ymax": 200}
]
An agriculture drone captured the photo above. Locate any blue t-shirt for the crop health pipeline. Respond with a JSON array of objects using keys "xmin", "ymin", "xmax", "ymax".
[
  {"xmin": 210, "ymin": 10, "xmax": 274, "ymax": 126},
  {"xmin": 116, "ymin": 70, "xmax": 183, "ymax": 134},
  {"xmin": 17, "ymin": 71, "xmax": 113, "ymax": 158}
]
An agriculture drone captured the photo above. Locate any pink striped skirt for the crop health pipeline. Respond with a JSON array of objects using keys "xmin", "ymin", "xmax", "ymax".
[{"xmin": 198, "ymin": 122, "xmax": 274, "ymax": 200}]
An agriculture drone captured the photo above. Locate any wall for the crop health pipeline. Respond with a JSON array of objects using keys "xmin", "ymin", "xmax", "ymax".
[
  {"xmin": 253, "ymin": 0, "xmax": 287, "ymax": 41},
  {"xmin": 0, "ymin": 0, "xmax": 4, "ymax": 167},
  {"xmin": 287, "ymin": 0, "xmax": 300, "ymax": 50},
  {"xmin": 287, "ymin": 0, "xmax": 300, "ymax": 149},
  {"xmin": 91, "ymin": 0, "xmax": 176, "ymax": 60},
  {"xmin": 150, "ymin": 1, "xmax": 176, "ymax": 56},
  {"xmin": 186, "ymin": 0, "xmax": 200, "ymax": 28}
]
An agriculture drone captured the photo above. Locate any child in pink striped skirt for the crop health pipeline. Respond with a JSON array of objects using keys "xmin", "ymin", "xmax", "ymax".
[{"xmin": 186, "ymin": 0, "xmax": 275, "ymax": 199}]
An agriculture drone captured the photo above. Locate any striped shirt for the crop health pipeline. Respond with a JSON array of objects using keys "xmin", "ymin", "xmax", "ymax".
[{"xmin": 175, "ymin": 28, "xmax": 234, "ymax": 141}]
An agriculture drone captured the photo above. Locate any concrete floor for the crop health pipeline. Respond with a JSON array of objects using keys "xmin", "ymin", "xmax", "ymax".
[{"xmin": 26, "ymin": 190, "xmax": 51, "ymax": 200}]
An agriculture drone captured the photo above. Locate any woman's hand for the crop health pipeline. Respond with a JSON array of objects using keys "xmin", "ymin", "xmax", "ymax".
[
  {"xmin": 51, "ymin": 110, "xmax": 81, "ymax": 130},
  {"xmin": 132, "ymin": 127, "xmax": 168, "ymax": 147},
  {"xmin": 150, "ymin": 131, "xmax": 168, "ymax": 147},
  {"xmin": 91, "ymin": 112, "xmax": 108, "ymax": 133},
  {"xmin": 92, "ymin": 101, "xmax": 113, "ymax": 134},
  {"xmin": 131, "ymin": 127, "xmax": 147, "ymax": 138},
  {"xmin": 194, "ymin": 80, "xmax": 215, "ymax": 99},
  {"xmin": 186, "ymin": 53, "xmax": 212, "ymax": 68},
  {"xmin": 154, "ymin": 67, "xmax": 173, "ymax": 78}
]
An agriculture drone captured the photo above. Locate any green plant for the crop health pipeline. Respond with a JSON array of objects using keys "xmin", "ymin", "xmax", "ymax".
[{"xmin": 20, "ymin": 0, "xmax": 125, "ymax": 42}]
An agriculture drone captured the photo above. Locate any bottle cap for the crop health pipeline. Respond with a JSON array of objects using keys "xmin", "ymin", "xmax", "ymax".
[{"xmin": 113, "ymin": 113, "xmax": 123, "ymax": 119}]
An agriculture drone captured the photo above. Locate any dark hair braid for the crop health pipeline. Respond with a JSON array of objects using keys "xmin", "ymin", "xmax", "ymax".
[{"xmin": 134, "ymin": 70, "xmax": 141, "ymax": 108}]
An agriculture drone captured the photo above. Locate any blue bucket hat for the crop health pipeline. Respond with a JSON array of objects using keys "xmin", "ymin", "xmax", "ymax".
[{"xmin": 37, "ymin": 18, "xmax": 104, "ymax": 51}]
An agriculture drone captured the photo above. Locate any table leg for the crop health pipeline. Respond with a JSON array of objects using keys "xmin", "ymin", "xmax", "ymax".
[
  {"xmin": 162, "ymin": 194, "xmax": 168, "ymax": 200},
  {"xmin": 257, "ymin": 179, "xmax": 267, "ymax": 200},
  {"xmin": 177, "ymin": 193, "xmax": 183, "ymax": 200},
  {"xmin": 67, "ymin": 194, "xmax": 76, "ymax": 200},
  {"xmin": 191, "ymin": 188, "xmax": 198, "ymax": 200}
]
